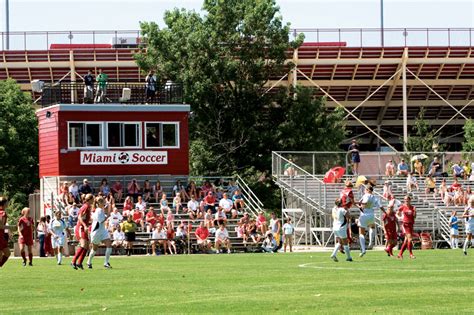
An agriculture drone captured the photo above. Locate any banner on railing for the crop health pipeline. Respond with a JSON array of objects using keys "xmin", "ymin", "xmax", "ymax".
[{"xmin": 80, "ymin": 151, "xmax": 168, "ymax": 165}]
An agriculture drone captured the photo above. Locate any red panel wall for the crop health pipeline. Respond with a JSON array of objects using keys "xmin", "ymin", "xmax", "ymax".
[
  {"xmin": 37, "ymin": 107, "xmax": 60, "ymax": 177},
  {"xmin": 55, "ymin": 110, "xmax": 189, "ymax": 176}
]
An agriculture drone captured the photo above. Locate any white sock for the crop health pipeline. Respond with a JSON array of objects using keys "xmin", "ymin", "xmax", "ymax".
[
  {"xmin": 105, "ymin": 247, "xmax": 112, "ymax": 264},
  {"xmin": 368, "ymin": 228, "xmax": 374, "ymax": 247},
  {"xmin": 58, "ymin": 253, "xmax": 62, "ymax": 264},
  {"xmin": 87, "ymin": 249, "xmax": 96, "ymax": 265},
  {"xmin": 463, "ymin": 239, "xmax": 469, "ymax": 252},
  {"xmin": 359, "ymin": 235, "xmax": 366, "ymax": 252},
  {"xmin": 344, "ymin": 245, "xmax": 351, "ymax": 259},
  {"xmin": 331, "ymin": 243, "xmax": 341, "ymax": 257}
]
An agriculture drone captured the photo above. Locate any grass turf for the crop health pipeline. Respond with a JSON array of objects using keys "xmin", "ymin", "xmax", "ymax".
[{"xmin": 1, "ymin": 249, "xmax": 473, "ymax": 314}]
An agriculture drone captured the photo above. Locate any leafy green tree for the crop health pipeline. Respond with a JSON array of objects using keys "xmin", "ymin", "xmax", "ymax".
[
  {"xmin": 0, "ymin": 79, "xmax": 38, "ymax": 223},
  {"xmin": 462, "ymin": 119, "xmax": 474, "ymax": 160},
  {"xmin": 405, "ymin": 108, "xmax": 443, "ymax": 153}
]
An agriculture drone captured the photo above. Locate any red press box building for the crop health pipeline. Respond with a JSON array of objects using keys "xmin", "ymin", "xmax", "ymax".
[{"xmin": 36, "ymin": 83, "xmax": 189, "ymax": 215}]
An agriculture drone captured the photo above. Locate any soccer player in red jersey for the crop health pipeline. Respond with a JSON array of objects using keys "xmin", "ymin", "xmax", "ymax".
[
  {"xmin": 396, "ymin": 195, "xmax": 417, "ymax": 259},
  {"xmin": 339, "ymin": 181, "xmax": 354, "ymax": 251},
  {"xmin": 71, "ymin": 193, "xmax": 94, "ymax": 270},
  {"xmin": 18, "ymin": 207, "xmax": 34, "ymax": 266},
  {"xmin": 382, "ymin": 203, "xmax": 399, "ymax": 257},
  {"xmin": 0, "ymin": 197, "xmax": 10, "ymax": 268}
]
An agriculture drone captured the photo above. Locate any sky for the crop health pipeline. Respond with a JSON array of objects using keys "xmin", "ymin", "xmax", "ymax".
[{"xmin": 1, "ymin": 0, "xmax": 473, "ymax": 49}]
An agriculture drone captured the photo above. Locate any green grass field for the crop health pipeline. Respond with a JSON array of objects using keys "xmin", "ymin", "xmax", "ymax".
[{"xmin": 1, "ymin": 250, "xmax": 473, "ymax": 314}]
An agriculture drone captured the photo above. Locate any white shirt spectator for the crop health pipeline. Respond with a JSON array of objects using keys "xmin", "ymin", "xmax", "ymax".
[
  {"xmin": 215, "ymin": 227, "xmax": 229, "ymax": 241},
  {"xmin": 108, "ymin": 212, "xmax": 123, "ymax": 227},
  {"xmin": 69, "ymin": 183, "xmax": 79, "ymax": 199},
  {"xmin": 136, "ymin": 201, "xmax": 147, "ymax": 212},
  {"xmin": 187, "ymin": 199, "xmax": 199, "ymax": 212},
  {"xmin": 215, "ymin": 211, "xmax": 226, "ymax": 221},
  {"xmin": 153, "ymin": 229, "xmax": 166, "ymax": 239},
  {"xmin": 113, "ymin": 230, "xmax": 125, "ymax": 241},
  {"xmin": 219, "ymin": 198, "xmax": 233, "ymax": 211},
  {"xmin": 282, "ymin": 222, "xmax": 294, "ymax": 235}
]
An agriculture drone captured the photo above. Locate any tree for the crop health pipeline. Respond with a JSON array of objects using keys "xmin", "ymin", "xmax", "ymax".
[
  {"xmin": 404, "ymin": 108, "xmax": 444, "ymax": 153},
  {"xmin": 462, "ymin": 119, "xmax": 474, "ymax": 160},
  {"xmin": 0, "ymin": 79, "xmax": 38, "ymax": 223}
]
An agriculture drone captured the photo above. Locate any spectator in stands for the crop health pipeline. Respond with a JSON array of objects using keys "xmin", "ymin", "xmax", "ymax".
[
  {"xmin": 59, "ymin": 182, "xmax": 70, "ymax": 205},
  {"xmin": 463, "ymin": 161, "xmax": 472, "ymax": 180},
  {"xmin": 135, "ymin": 195, "xmax": 147, "ymax": 212},
  {"xmin": 424, "ymin": 175, "xmax": 437, "ymax": 199},
  {"xmin": 68, "ymin": 180, "xmax": 79, "ymax": 203},
  {"xmin": 200, "ymin": 181, "xmax": 213, "ymax": 199},
  {"xmin": 157, "ymin": 212, "xmax": 165, "ymax": 227},
  {"xmin": 227, "ymin": 180, "xmax": 239, "ymax": 196},
  {"xmin": 105, "ymin": 192, "xmax": 115, "ymax": 213},
  {"xmin": 204, "ymin": 209, "xmax": 214, "ymax": 229},
  {"xmin": 166, "ymin": 208, "xmax": 175, "ymax": 229},
  {"xmin": 256, "ymin": 211, "xmax": 268, "ymax": 235},
  {"xmin": 239, "ymin": 212, "xmax": 250, "ymax": 225},
  {"xmin": 195, "ymin": 222, "xmax": 211, "ymax": 252},
  {"xmin": 450, "ymin": 178, "xmax": 462, "ymax": 192},
  {"xmin": 123, "ymin": 196, "xmax": 133, "ymax": 217},
  {"xmin": 153, "ymin": 180, "xmax": 163, "ymax": 203},
  {"xmin": 145, "ymin": 207, "xmax": 157, "ymax": 233},
  {"xmin": 160, "ymin": 193, "xmax": 170, "ymax": 213},
  {"xmin": 204, "ymin": 192, "xmax": 217, "ymax": 213},
  {"xmin": 438, "ymin": 178, "xmax": 448, "ymax": 201},
  {"xmin": 94, "ymin": 68, "xmax": 108, "ymax": 103},
  {"xmin": 151, "ymin": 223, "xmax": 167, "ymax": 255},
  {"xmin": 214, "ymin": 207, "xmax": 227, "ymax": 226},
  {"xmin": 187, "ymin": 195, "xmax": 200, "ymax": 220},
  {"xmin": 127, "ymin": 179, "xmax": 141, "ymax": 202},
  {"xmin": 397, "ymin": 159, "xmax": 409, "ymax": 177},
  {"xmin": 232, "ymin": 190, "xmax": 245, "ymax": 211},
  {"xmin": 348, "ymin": 139, "xmax": 361, "ymax": 175},
  {"xmin": 413, "ymin": 159, "xmax": 424, "ymax": 177},
  {"xmin": 464, "ymin": 186, "xmax": 473, "ymax": 205},
  {"xmin": 454, "ymin": 186, "xmax": 464, "ymax": 206},
  {"xmin": 236, "ymin": 222, "xmax": 248, "ymax": 245},
  {"xmin": 166, "ymin": 223, "xmax": 177, "ymax": 255},
  {"xmin": 247, "ymin": 219, "xmax": 261, "ymax": 244},
  {"xmin": 67, "ymin": 203, "xmax": 79, "ymax": 228},
  {"xmin": 219, "ymin": 193, "xmax": 235, "ymax": 218},
  {"xmin": 385, "ymin": 160, "xmax": 395, "ymax": 178},
  {"xmin": 282, "ymin": 218, "xmax": 294, "ymax": 253},
  {"xmin": 186, "ymin": 181, "xmax": 197, "ymax": 200},
  {"xmin": 173, "ymin": 194, "xmax": 182, "ymax": 214},
  {"xmin": 111, "ymin": 180, "xmax": 123, "ymax": 203},
  {"xmin": 428, "ymin": 157, "xmax": 442, "ymax": 177},
  {"xmin": 284, "ymin": 158, "xmax": 297, "ymax": 176},
  {"xmin": 173, "ymin": 180, "xmax": 189, "ymax": 201},
  {"xmin": 452, "ymin": 162, "xmax": 465, "ymax": 178},
  {"xmin": 121, "ymin": 215, "xmax": 137, "ymax": 256},
  {"xmin": 108, "ymin": 206, "xmax": 123, "ymax": 231},
  {"xmin": 143, "ymin": 180, "xmax": 152, "ymax": 202},
  {"xmin": 145, "ymin": 70, "xmax": 157, "ymax": 103},
  {"xmin": 261, "ymin": 232, "xmax": 278, "ymax": 253},
  {"xmin": 406, "ymin": 173, "xmax": 419, "ymax": 193},
  {"xmin": 83, "ymin": 70, "xmax": 95, "ymax": 103},
  {"xmin": 269, "ymin": 212, "xmax": 281, "ymax": 246},
  {"xmin": 100, "ymin": 178, "xmax": 111, "ymax": 196},
  {"xmin": 79, "ymin": 178, "xmax": 93, "ymax": 201},
  {"xmin": 112, "ymin": 225, "xmax": 125, "ymax": 254},
  {"xmin": 383, "ymin": 180, "xmax": 393, "ymax": 200},
  {"xmin": 131, "ymin": 207, "xmax": 145, "ymax": 231},
  {"xmin": 215, "ymin": 224, "xmax": 231, "ymax": 254}
]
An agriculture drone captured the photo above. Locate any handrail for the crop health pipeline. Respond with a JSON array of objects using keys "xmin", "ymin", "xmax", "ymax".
[
  {"xmin": 235, "ymin": 174, "xmax": 264, "ymax": 207},
  {"xmin": 42, "ymin": 177, "xmax": 66, "ymax": 215}
]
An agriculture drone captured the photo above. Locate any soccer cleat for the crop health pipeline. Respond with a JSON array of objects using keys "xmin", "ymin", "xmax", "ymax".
[
  {"xmin": 346, "ymin": 257, "xmax": 353, "ymax": 262},
  {"xmin": 409, "ymin": 254, "xmax": 416, "ymax": 259},
  {"xmin": 227, "ymin": 249, "xmax": 231, "ymax": 254},
  {"xmin": 77, "ymin": 264, "xmax": 84, "ymax": 270},
  {"xmin": 22, "ymin": 261, "xmax": 26, "ymax": 267},
  {"xmin": 57, "ymin": 262, "xmax": 62, "ymax": 266},
  {"xmin": 87, "ymin": 263, "xmax": 93, "ymax": 269},
  {"xmin": 104, "ymin": 263, "xmax": 112, "ymax": 269},
  {"xmin": 330, "ymin": 255, "xmax": 338, "ymax": 262},
  {"xmin": 397, "ymin": 254, "xmax": 403, "ymax": 260},
  {"xmin": 464, "ymin": 251, "xmax": 467, "ymax": 256},
  {"xmin": 359, "ymin": 251, "xmax": 366, "ymax": 258},
  {"xmin": 71, "ymin": 263, "xmax": 78, "ymax": 270},
  {"xmin": 384, "ymin": 247, "xmax": 390, "ymax": 256},
  {"xmin": 28, "ymin": 262, "xmax": 33, "ymax": 267}
]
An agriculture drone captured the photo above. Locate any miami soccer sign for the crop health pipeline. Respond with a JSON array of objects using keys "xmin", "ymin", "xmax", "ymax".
[{"xmin": 80, "ymin": 151, "xmax": 168, "ymax": 165}]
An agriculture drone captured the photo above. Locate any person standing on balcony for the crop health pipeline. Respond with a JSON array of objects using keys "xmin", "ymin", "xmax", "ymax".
[
  {"xmin": 83, "ymin": 70, "xmax": 95, "ymax": 104},
  {"xmin": 145, "ymin": 70, "xmax": 157, "ymax": 104},
  {"xmin": 95, "ymin": 69, "xmax": 108, "ymax": 103},
  {"xmin": 348, "ymin": 139, "xmax": 361, "ymax": 176}
]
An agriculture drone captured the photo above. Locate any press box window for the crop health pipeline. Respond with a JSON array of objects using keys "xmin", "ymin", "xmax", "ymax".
[
  {"xmin": 107, "ymin": 123, "xmax": 141, "ymax": 148},
  {"xmin": 68, "ymin": 123, "xmax": 102, "ymax": 148},
  {"xmin": 145, "ymin": 123, "xmax": 179, "ymax": 148}
]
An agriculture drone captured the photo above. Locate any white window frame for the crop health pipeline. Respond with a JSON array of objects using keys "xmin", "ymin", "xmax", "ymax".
[
  {"xmin": 106, "ymin": 122, "xmax": 142, "ymax": 149},
  {"xmin": 144, "ymin": 122, "xmax": 180, "ymax": 149},
  {"xmin": 67, "ymin": 122, "xmax": 104, "ymax": 149}
]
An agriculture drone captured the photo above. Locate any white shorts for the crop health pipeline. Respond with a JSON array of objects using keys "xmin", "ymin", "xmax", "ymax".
[
  {"xmin": 51, "ymin": 235, "xmax": 65, "ymax": 248},
  {"xmin": 197, "ymin": 239, "xmax": 210, "ymax": 245},
  {"xmin": 333, "ymin": 227, "xmax": 348, "ymax": 239},
  {"xmin": 358, "ymin": 214, "xmax": 375, "ymax": 229},
  {"xmin": 90, "ymin": 228, "xmax": 110, "ymax": 245},
  {"xmin": 466, "ymin": 224, "xmax": 473, "ymax": 235},
  {"xmin": 450, "ymin": 228, "xmax": 459, "ymax": 236}
]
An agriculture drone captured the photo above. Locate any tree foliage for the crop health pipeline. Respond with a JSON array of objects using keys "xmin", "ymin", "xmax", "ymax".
[
  {"xmin": 404, "ymin": 108, "xmax": 443, "ymax": 153},
  {"xmin": 462, "ymin": 119, "xmax": 474, "ymax": 160},
  {"xmin": 0, "ymin": 79, "xmax": 38, "ymax": 222}
]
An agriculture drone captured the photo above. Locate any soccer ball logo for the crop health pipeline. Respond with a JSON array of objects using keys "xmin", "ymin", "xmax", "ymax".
[{"xmin": 118, "ymin": 152, "xmax": 130, "ymax": 164}]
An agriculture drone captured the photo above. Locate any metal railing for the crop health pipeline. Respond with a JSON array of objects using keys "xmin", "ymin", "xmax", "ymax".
[
  {"xmin": 41, "ymin": 82, "xmax": 183, "ymax": 107},
  {"xmin": 1, "ymin": 28, "xmax": 473, "ymax": 51}
]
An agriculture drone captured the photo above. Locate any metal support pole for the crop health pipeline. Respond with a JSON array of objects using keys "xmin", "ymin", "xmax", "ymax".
[
  {"xmin": 5, "ymin": 0, "xmax": 9, "ymax": 50},
  {"xmin": 380, "ymin": 0, "xmax": 384, "ymax": 46},
  {"xmin": 402, "ymin": 54, "xmax": 408, "ymax": 151}
]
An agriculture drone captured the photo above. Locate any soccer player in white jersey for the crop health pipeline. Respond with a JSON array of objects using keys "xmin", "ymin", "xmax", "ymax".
[
  {"xmin": 357, "ymin": 186, "xmax": 383, "ymax": 257},
  {"xmin": 87, "ymin": 197, "xmax": 113, "ymax": 269},
  {"xmin": 330, "ymin": 199, "xmax": 352, "ymax": 262},
  {"xmin": 50, "ymin": 211, "xmax": 68, "ymax": 265},
  {"xmin": 462, "ymin": 196, "xmax": 474, "ymax": 255}
]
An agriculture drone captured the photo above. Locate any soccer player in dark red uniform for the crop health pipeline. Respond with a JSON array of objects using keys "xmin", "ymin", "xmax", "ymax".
[
  {"xmin": 18, "ymin": 207, "xmax": 34, "ymax": 266},
  {"xmin": 0, "ymin": 197, "xmax": 10, "ymax": 268},
  {"xmin": 397, "ymin": 195, "xmax": 416, "ymax": 259},
  {"xmin": 339, "ymin": 181, "xmax": 354, "ymax": 250},
  {"xmin": 382, "ymin": 203, "xmax": 398, "ymax": 257},
  {"xmin": 71, "ymin": 194, "xmax": 94, "ymax": 270}
]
